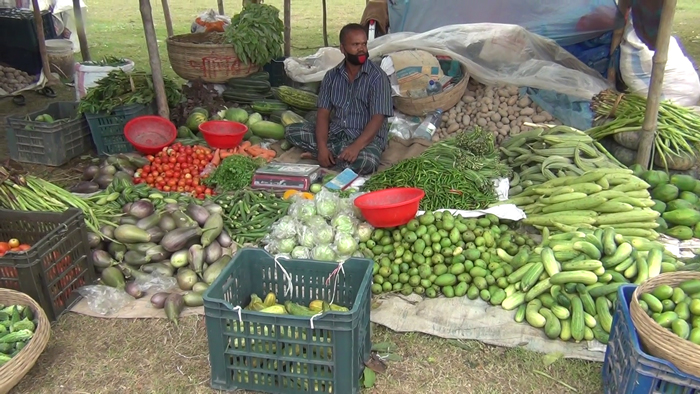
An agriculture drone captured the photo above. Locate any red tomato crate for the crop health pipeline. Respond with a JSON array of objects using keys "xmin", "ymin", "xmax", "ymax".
[{"xmin": 0, "ymin": 208, "xmax": 95, "ymax": 321}]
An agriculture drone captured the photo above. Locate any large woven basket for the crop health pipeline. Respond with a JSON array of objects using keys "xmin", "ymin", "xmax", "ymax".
[
  {"xmin": 0, "ymin": 288, "xmax": 50, "ymax": 394},
  {"xmin": 393, "ymin": 66, "xmax": 470, "ymax": 116},
  {"xmin": 166, "ymin": 32, "xmax": 260, "ymax": 83},
  {"xmin": 630, "ymin": 272, "xmax": 700, "ymax": 377}
]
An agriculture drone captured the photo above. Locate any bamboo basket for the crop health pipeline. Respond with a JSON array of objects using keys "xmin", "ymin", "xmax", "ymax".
[
  {"xmin": 393, "ymin": 66, "xmax": 469, "ymax": 116},
  {"xmin": 630, "ymin": 272, "xmax": 700, "ymax": 377},
  {"xmin": 0, "ymin": 288, "xmax": 50, "ymax": 394},
  {"xmin": 166, "ymin": 32, "xmax": 260, "ymax": 83}
]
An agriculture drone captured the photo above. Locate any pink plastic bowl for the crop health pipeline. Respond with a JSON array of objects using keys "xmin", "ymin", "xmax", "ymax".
[
  {"xmin": 198, "ymin": 120, "xmax": 248, "ymax": 149},
  {"xmin": 123, "ymin": 116, "xmax": 177, "ymax": 154}
]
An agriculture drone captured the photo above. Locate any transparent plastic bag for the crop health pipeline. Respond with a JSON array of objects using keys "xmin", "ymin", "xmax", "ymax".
[
  {"xmin": 389, "ymin": 114, "xmax": 421, "ymax": 139},
  {"xmin": 264, "ymin": 237, "xmax": 297, "ymax": 254},
  {"xmin": 332, "ymin": 232, "xmax": 358, "ymax": 257},
  {"xmin": 311, "ymin": 244, "xmax": 337, "ymax": 261},
  {"xmin": 296, "ymin": 225, "xmax": 317, "ymax": 248},
  {"xmin": 289, "ymin": 198, "xmax": 317, "ymax": 222},
  {"xmin": 312, "ymin": 222, "xmax": 335, "ymax": 245},
  {"xmin": 315, "ymin": 189, "xmax": 341, "ymax": 219},
  {"xmin": 290, "ymin": 246, "xmax": 311, "ymax": 259},
  {"xmin": 269, "ymin": 215, "xmax": 301, "ymax": 240},
  {"xmin": 134, "ymin": 273, "xmax": 177, "ymax": 292},
  {"xmin": 355, "ymin": 222, "xmax": 374, "ymax": 243},
  {"xmin": 330, "ymin": 212, "xmax": 358, "ymax": 235},
  {"xmin": 77, "ymin": 285, "xmax": 134, "ymax": 316}
]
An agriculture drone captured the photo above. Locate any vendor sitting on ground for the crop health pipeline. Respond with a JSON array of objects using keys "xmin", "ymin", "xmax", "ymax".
[{"xmin": 285, "ymin": 23, "xmax": 393, "ymax": 175}]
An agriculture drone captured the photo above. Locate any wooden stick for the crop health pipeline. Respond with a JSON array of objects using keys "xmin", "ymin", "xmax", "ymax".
[
  {"xmin": 635, "ymin": 0, "xmax": 678, "ymax": 169},
  {"xmin": 217, "ymin": 0, "xmax": 225, "ymax": 16},
  {"xmin": 322, "ymin": 0, "xmax": 328, "ymax": 47},
  {"xmin": 72, "ymin": 0, "xmax": 91, "ymax": 61},
  {"xmin": 283, "ymin": 0, "xmax": 291, "ymax": 56},
  {"xmin": 31, "ymin": 0, "xmax": 58, "ymax": 84},
  {"xmin": 162, "ymin": 0, "xmax": 174, "ymax": 37},
  {"xmin": 139, "ymin": 0, "xmax": 169, "ymax": 118}
]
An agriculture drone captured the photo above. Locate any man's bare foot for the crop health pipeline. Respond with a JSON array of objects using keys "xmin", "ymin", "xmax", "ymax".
[{"xmin": 300, "ymin": 152, "xmax": 315, "ymax": 159}]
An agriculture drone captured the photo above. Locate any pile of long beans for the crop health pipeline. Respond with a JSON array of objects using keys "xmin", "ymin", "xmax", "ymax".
[
  {"xmin": 587, "ymin": 89, "xmax": 700, "ymax": 169},
  {"xmin": 0, "ymin": 167, "xmax": 114, "ymax": 233}
]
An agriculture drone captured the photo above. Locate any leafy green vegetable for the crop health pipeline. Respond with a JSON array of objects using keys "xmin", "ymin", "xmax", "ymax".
[
  {"xmin": 204, "ymin": 155, "xmax": 265, "ymax": 192},
  {"xmin": 223, "ymin": 3, "xmax": 284, "ymax": 66}
]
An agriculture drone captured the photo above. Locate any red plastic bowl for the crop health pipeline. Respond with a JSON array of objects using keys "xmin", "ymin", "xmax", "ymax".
[
  {"xmin": 198, "ymin": 120, "xmax": 248, "ymax": 149},
  {"xmin": 123, "ymin": 116, "xmax": 177, "ymax": 154},
  {"xmin": 354, "ymin": 187, "xmax": 425, "ymax": 228}
]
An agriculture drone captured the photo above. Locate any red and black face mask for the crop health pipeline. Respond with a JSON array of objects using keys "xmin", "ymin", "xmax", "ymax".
[{"xmin": 346, "ymin": 52, "xmax": 367, "ymax": 66}]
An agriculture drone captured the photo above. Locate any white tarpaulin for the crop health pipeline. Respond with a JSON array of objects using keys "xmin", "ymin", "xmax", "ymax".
[{"xmin": 284, "ymin": 24, "xmax": 611, "ymax": 99}]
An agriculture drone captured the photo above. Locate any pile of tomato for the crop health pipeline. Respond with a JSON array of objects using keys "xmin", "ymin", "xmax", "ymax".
[
  {"xmin": 133, "ymin": 143, "xmax": 215, "ymax": 199},
  {"xmin": 0, "ymin": 238, "xmax": 30, "ymax": 257}
]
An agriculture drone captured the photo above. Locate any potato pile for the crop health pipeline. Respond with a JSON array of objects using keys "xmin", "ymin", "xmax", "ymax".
[
  {"xmin": 437, "ymin": 81, "xmax": 562, "ymax": 144},
  {"xmin": 0, "ymin": 66, "xmax": 34, "ymax": 93}
]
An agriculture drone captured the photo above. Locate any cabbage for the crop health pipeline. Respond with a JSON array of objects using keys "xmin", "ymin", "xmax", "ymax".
[
  {"xmin": 305, "ymin": 215, "xmax": 327, "ymax": 228},
  {"xmin": 312, "ymin": 244, "xmax": 336, "ymax": 261},
  {"xmin": 313, "ymin": 223, "xmax": 334, "ymax": 244},
  {"xmin": 315, "ymin": 190, "xmax": 339, "ymax": 219},
  {"xmin": 355, "ymin": 222, "xmax": 373, "ymax": 242},
  {"xmin": 271, "ymin": 216, "xmax": 298, "ymax": 239},
  {"xmin": 334, "ymin": 232, "xmax": 357, "ymax": 256},
  {"xmin": 290, "ymin": 200, "xmax": 317, "ymax": 222},
  {"xmin": 276, "ymin": 238, "xmax": 297, "ymax": 254},
  {"xmin": 331, "ymin": 213, "xmax": 356, "ymax": 234},
  {"xmin": 291, "ymin": 246, "xmax": 310, "ymax": 259},
  {"xmin": 297, "ymin": 226, "xmax": 316, "ymax": 248}
]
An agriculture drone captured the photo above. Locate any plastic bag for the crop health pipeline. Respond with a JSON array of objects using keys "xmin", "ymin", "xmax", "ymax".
[
  {"xmin": 290, "ymin": 246, "xmax": 311, "ymax": 259},
  {"xmin": 332, "ymin": 231, "xmax": 358, "ymax": 257},
  {"xmin": 265, "ymin": 237, "xmax": 297, "ymax": 254},
  {"xmin": 311, "ymin": 244, "xmax": 336, "ymax": 261},
  {"xmin": 355, "ymin": 222, "xmax": 374, "ymax": 243},
  {"xmin": 77, "ymin": 285, "xmax": 133, "ymax": 316},
  {"xmin": 389, "ymin": 114, "xmax": 421, "ymax": 139},
  {"xmin": 330, "ymin": 212, "xmax": 358, "ymax": 235},
  {"xmin": 296, "ymin": 226, "xmax": 317, "ymax": 248},
  {"xmin": 288, "ymin": 198, "xmax": 317, "ymax": 223},
  {"xmin": 191, "ymin": 9, "xmax": 231, "ymax": 33},
  {"xmin": 134, "ymin": 273, "xmax": 177, "ymax": 292},
  {"xmin": 285, "ymin": 24, "xmax": 610, "ymax": 99},
  {"xmin": 315, "ymin": 189, "xmax": 341, "ymax": 219},
  {"xmin": 269, "ymin": 215, "xmax": 300, "ymax": 240},
  {"xmin": 312, "ymin": 222, "xmax": 335, "ymax": 245}
]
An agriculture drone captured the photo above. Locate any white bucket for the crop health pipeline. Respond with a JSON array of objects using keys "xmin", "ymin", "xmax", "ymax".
[
  {"xmin": 74, "ymin": 59, "xmax": 136, "ymax": 100},
  {"xmin": 45, "ymin": 39, "xmax": 74, "ymax": 81}
]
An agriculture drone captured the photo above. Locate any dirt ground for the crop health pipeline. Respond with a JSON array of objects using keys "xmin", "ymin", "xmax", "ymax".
[{"xmin": 10, "ymin": 313, "xmax": 602, "ymax": 394}]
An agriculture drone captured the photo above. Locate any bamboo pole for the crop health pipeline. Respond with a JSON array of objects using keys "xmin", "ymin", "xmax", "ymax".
[
  {"xmin": 322, "ymin": 0, "xmax": 328, "ymax": 47},
  {"xmin": 217, "ymin": 0, "xmax": 225, "ymax": 16},
  {"xmin": 139, "ymin": 0, "xmax": 169, "ymax": 118},
  {"xmin": 31, "ymin": 0, "xmax": 58, "ymax": 84},
  {"xmin": 162, "ymin": 0, "xmax": 174, "ymax": 37},
  {"xmin": 72, "ymin": 0, "xmax": 91, "ymax": 61},
  {"xmin": 283, "ymin": 0, "xmax": 291, "ymax": 56},
  {"xmin": 635, "ymin": 0, "xmax": 678, "ymax": 169}
]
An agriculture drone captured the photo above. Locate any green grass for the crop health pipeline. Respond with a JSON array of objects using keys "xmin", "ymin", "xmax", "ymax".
[
  {"xmin": 81, "ymin": 0, "xmax": 368, "ymax": 79},
  {"xmin": 674, "ymin": 0, "xmax": 700, "ymax": 63}
]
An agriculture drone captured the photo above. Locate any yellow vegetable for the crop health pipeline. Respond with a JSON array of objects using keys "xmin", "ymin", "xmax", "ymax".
[
  {"xmin": 309, "ymin": 300, "xmax": 324, "ymax": 312},
  {"xmin": 259, "ymin": 305, "xmax": 287, "ymax": 314}
]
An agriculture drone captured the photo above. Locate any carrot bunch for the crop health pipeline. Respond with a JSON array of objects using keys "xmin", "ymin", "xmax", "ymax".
[{"xmin": 212, "ymin": 141, "xmax": 277, "ymax": 165}]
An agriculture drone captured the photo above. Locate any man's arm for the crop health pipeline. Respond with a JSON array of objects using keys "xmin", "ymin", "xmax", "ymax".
[
  {"xmin": 316, "ymin": 73, "xmax": 334, "ymax": 150},
  {"xmin": 353, "ymin": 73, "xmax": 393, "ymax": 148}
]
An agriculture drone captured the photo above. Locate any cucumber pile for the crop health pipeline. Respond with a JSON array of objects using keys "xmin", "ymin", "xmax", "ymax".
[
  {"xmin": 363, "ymin": 210, "xmax": 683, "ymax": 343},
  {"xmin": 505, "ymin": 168, "xmax": 661, "ymax": 239},
  {"xmin": 635, "ymin": 167, "xmax": 700, "ymax": 240},
  {"xmin": 639, "ymin": 279, "xmax": 700, "ymax": 343}
]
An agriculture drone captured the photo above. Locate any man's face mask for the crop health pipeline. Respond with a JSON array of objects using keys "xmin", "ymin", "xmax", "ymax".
[{"xmin": 345, "ymin": 52, "xmax": 367, "ymax": 66}]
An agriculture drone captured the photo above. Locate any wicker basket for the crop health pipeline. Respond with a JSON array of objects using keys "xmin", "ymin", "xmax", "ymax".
[
  {"xmin": 0, "ymin": 288, "xmax": 50, "ymax": 394},
  {"xmin": 393, "ymin": 66, "xmax": 470, "ymax": 116},
  {"xmin": 166, "ymin": 32, "xmax": 259, "ymax": 83},
  {"xmin": 630, "ymin": 272, "xmax": 700, "ymax": 377}
]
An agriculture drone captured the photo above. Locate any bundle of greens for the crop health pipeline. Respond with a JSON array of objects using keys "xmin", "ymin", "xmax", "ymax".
[
  {"xmin": 223, "ymin": 3, "xmax": 284, "ymax": 66},
  {"xmin": 77, "ymin": 70, "xmax": 182, "ymax": 114},
  {"xmin": 203, "ymin": 155, "xmax": 266, "ymax": 192}
]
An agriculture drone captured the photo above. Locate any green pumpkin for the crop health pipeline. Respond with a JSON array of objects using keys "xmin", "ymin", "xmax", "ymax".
[{"xmin": 185, "ymin": 112, "xmax": 208, "ymax": 132}]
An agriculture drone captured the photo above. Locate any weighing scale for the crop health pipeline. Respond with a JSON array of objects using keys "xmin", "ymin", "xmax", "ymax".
[{"xmin": 251, "ymin": 163, "xmax": 321, "ymax": 191}]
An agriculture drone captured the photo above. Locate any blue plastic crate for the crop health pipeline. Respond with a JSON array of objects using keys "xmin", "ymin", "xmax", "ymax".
[
  {"xmin": 203, "ymin": 248, "xmax": 373, "ymax": 394},
  {"xmin": 603, "ymin": 285, "xmax": 700, "ymax": 394}
]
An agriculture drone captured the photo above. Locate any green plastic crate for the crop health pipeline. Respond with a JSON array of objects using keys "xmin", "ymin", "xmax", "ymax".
[
  {"xmin": 203, "ymin": 248, "xmax": 373, "ymax": 394},
  {"xmin": 84, "ymin": 103, "xmax": 155, "ymax": 155}
]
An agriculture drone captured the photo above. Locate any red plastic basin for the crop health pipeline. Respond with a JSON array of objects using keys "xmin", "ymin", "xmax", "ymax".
[
  {"xmin": 198, "ymin": 120, "xmax": 247, "ymax": 149},
  {"xmin": 123, "ymin": 115, "xmax": 177, "ymax": 154},
  {"xmin": 354, "ymin": 187, "xmax": 425, "ymax": 228}
]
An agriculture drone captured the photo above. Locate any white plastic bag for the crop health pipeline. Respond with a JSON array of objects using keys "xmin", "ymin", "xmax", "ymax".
[
  {"xmin": 284, "ymin": 24, "xmax": 611, "ymax": 99},
  {"xmin": 190, "ymin": 9, "xmax": 231, "ymax": 34},
  {"xmin": 620, "ymin": 16, "xmax": 700, "ymax": 107}
]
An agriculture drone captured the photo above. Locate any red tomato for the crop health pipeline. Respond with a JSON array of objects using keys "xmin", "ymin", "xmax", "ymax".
[
  {"xmin": 18, "ymin": 244, "xmax": 30, "ymax": 251},
  {"xmin": 163, "ymin": 185, "xmax": 171, "ymax": 192},
  {"xmin": 143, "ymin": 165, "xmax": 151, "ymax": 172},
  {"xmin": 0, "ymin": 243, "xmax": 9, "ymax": 254}
]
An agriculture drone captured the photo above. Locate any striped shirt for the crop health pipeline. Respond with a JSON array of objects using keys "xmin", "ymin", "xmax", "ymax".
[{"xmin": 317, "ymin": 59, "xmax": 394, "ymax": 149}]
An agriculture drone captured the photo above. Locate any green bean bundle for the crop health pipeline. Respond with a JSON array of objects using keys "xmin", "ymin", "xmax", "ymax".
[{"xmin": 587, "ymin": 89, "xmax": 700, "ymax": 170}]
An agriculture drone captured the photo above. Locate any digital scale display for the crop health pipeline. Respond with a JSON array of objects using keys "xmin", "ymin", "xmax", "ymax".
[{"xmin": 250, "ymin": 163, "xmax": 321, "ymax": 191}]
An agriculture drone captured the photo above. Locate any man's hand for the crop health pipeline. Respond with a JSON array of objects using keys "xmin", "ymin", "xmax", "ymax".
[
  {"xmin": 317, "ymin": 146, "xmax": 335, "ymax": 168},
  {"xmin": 338, "ymin": 143, "xmax": 362, "ymax": 164}
]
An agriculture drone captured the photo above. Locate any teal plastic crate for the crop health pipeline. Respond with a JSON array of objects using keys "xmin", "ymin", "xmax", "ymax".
[
  {"xmin": 84, "ymin": 103, "xmax": 154, "ymax": 155},
  {"xmin": 203, "ymin": 248, "xmax": 373, "ymax": 393}
]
